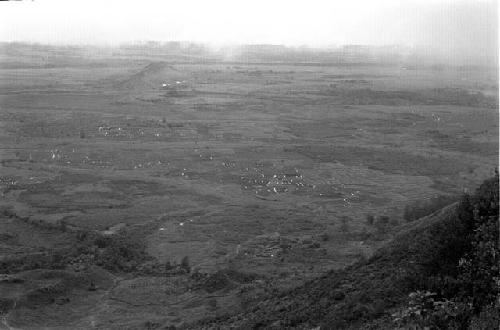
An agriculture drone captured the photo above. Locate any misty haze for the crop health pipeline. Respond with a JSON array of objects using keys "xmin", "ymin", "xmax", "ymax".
[{"xmin": 0, "ymin": 1, "xmax": 498, "ymax": 329}]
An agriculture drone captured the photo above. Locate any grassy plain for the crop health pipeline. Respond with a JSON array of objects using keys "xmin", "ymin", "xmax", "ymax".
[{"xmin": 0, "ymin": 45, "xmax": 497, "ymax": 329}]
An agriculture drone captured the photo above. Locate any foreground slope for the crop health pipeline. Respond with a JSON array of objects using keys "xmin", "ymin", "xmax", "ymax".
[{"xmin": 194, "ymin": 175, "xmax": 498, "ymax": 329}]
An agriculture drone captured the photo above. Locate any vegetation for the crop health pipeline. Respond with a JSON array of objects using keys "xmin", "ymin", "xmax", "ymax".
[
  {"xmin": 365, "ymin": 214, "xmax": 375, "ymax": 225},
  {"xmin": 392, "ymin": 291, "xmax": 472, "ymax": 329},
  {"xmin": 364, "ymin": 214, "xmax": 396, "ymax": 240},
  {"xmin": 392, "ymin": 172, "xmax": 498, "ymax": 329},
  {"xmin": 403, "ymin": 194, "xmax": 458, "ymax": 222},
  {"xmin": 91, "ymin": 232, "xmax": 148, "ymax": 272},
  {"xmin": 180, "ymin": 256, "xmax": 191, "ymax": 273},
  {"xmin": 325, "ymin": 87, "xmax": 498, "ymax": 109},
  {"xmin": 0, "ymin": 230, "xmax": 150, "ymax": 274},
  {"xmin": 1, "ymin": 43, "xmax": 497, "ymax": 329},
  {"xmin": 195, "ymin": 174, "xmax": 499, "ymax": 329}
]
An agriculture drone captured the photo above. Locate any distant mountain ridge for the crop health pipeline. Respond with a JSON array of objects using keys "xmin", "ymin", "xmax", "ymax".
[{"xmin": 1, "ymin": 42, "xmax": 497, "ymax": 68}]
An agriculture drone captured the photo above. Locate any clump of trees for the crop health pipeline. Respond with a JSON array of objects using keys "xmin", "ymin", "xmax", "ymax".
[
  {"xmin": 0, "ymin": 230, "xmax": 149, "ymax": 274},
  {"xmin": 91, "ymin": 232, "xmax": 148, "ymax": 272},
  {"xmin": 0, "ymin": 225, "xmax": 198, "ymax": 278}
]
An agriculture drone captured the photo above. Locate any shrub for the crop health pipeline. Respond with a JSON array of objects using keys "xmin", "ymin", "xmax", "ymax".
[
  {"xmin": 392, "ymin": 291, "xmax": 472, "ymax": 329},
  {"xmin": 468, "ymin": 302, "xmax": 500, "ymax": 330},
  {"xmin": 365, "ymin": 214, "xmax": 374, "ymax": 225},
  {"xmin": 180, "ymin": 256, "xmax": 191, "ymax": 273}
]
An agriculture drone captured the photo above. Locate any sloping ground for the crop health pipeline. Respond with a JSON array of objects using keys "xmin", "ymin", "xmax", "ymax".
[
  {"xmin": 189, "ymin": 175, "xmax": 499, "ymax": 329},
  {"xmin": 187, "ymin": 203, "xmax": 466, "ymax": 329},
  {"xmin": 0, "ymin": 267, "xmax": 114, "ymax": 329},
  {"xmin": 113, "ymin": 62, "xmax": 180, "ymax": 90}
]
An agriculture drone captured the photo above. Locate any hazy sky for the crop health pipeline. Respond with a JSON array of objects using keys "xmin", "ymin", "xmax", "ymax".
[{"xmin": 0, "ymin": 0, "xmax": 497, "ymax": 58}]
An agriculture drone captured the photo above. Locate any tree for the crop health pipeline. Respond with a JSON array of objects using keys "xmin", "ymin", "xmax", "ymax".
[
  {"xmin": 180, "ymin": 256, "xmax": 191, "ymax": 273},
  {"xmin": 366, "ymin": 214, "xmax": 375, "ymax": 225}
]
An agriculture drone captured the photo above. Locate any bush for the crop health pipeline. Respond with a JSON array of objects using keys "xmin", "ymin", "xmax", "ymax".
[
  {"xmin": 392, "ymin": 291, "xmax": 472, "ymax": 329},
  {"xmin": 468, "ymin": 302, "xmax": 500, "ymax": 330},
  {"xmin": 180, "ymin": 256, "xmax": 191, "ymax": 273},
  {"xmin": 365, "ymin": 214, "xmax": 374, "ymax": 225}
]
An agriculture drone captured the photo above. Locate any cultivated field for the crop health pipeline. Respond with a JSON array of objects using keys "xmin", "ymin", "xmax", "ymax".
[{"xmin": 0, "ymin": 45, "xmax": 498, "ymax": 329}]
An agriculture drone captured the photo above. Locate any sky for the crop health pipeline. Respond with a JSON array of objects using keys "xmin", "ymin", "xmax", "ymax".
[{"xmin": 0, "ymin": 0, "xmax": 497, "ymax": 63}]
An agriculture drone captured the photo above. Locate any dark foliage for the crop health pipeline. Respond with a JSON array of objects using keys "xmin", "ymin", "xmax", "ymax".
[
  {"xmin": 93, "ymin": 232, "xmax": 148, "ymax": 272},
  {"xmin": 455, "ymin": 174, "xmax": 499, "ymax": 310},
  {"xmin": 365, "ymin": 214, "xmax": 375, "ymax": 225},
  {"xmin": 394, "ymin": 173, "xmax": 499, "ymax": 329},
  {"xmin": 180, "ymin": 256, "xmax": 191, "ymax": 273},
  {"xmin": 0, "ymin": 230, "xmax": 149, "ymax": 274},
  {"xmin": 326, "ymin": 87, "xmax": 498, "ymax": 109}
]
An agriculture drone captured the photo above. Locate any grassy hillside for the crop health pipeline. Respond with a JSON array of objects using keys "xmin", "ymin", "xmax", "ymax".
[{"xmin": 193, "ymin": 173, "xmax": 499, "ymax": 329}]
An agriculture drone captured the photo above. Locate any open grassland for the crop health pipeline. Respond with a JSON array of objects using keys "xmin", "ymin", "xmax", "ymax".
[{"xmin": 0, "ymin": 47, "xmax": 497, "ymax": 329}]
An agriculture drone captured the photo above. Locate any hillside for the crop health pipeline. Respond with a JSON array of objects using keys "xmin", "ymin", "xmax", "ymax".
[{"xmin": 193, "ymin": 174, "xmax": 499, "ymax": 329}]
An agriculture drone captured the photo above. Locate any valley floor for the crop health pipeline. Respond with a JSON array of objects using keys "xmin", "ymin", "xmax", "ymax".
[{"xmin": 0, "ymin": 48, "xmax": 497, "ymax": 328}]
